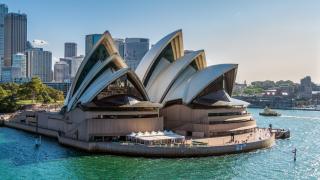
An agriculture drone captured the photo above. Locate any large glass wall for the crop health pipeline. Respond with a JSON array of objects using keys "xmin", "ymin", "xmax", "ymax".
[
  {"xmin": 93, "ymin": 74, "xmax": 145, "ymax": 106},
  {"xmin": 192, "ymin": 76, "xmax": 230, "ymax": 106}
]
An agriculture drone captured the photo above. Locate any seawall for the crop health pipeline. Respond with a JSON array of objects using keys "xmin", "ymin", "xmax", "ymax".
[{"xmin": 3, "ymin": 120, "xmax": 275, "ymax": 158}]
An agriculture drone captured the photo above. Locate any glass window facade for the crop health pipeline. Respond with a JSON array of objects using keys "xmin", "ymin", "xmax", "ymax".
[{"xmin": 93, "ymin": 74, "xmax": 145, "ymax": 107}]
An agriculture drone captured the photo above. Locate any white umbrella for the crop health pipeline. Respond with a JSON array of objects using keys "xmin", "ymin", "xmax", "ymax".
[{"xmin": 137, "ymin": 132, "xmax": 143, "ymax": 136}]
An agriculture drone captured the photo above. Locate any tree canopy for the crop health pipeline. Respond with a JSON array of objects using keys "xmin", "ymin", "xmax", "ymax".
[{"xmin": 0, "ymin": 77, "xmax": 64, "ymax": 113}]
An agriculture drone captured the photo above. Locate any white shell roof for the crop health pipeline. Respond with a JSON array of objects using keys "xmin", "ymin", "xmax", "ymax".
[
  {"xmin": 65, "ymin": 31, "xmax": 148, "ymax": 111},
  {"xmin": 78, "ymin": 68, "xmax": 148, "ymax": 105},
  {"xmin": 67, "ymin": 55, "xmax": 118, "ymax": 111},
  {"xmin": 65, "ymin": 30, "xmax": 245, "ymax": 110},
  {"xmin": 146, "ymin": 50, "xmax": 205, "ymax": 103},
  {"xmin": 135, "ymin": 29, "xmax": 183, "ymax": 84},
  {"xmin": 164, "ymin": 64, "xmax": 238, "ymax": 104},
  {"xmin": 66, "ymin": 31, "xmax": 126, "ymax": 105}
]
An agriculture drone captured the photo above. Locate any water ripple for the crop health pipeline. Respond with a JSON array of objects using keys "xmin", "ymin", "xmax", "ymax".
[{"xmin": 1, "ymin": 109, "xmax": 320, "ymax": 179}]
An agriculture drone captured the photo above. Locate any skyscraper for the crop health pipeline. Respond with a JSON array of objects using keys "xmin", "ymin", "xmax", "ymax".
[
  {"xmin": 60, "ymin": 57, "xmax": 72, "ymax": 75},
  {"xmin": 114, "ymin": 38, "xmax": 125, "ymax": 59},
  {"xmin": 0, "ymin": 4, "xmax": 8, "ymax": 80},
  {"xmin": 70, "ymin": 55, "xmax": 84, "ymax": 78},
  {"xmin": 4, "ymin": 12, "xmax": 27, "ymax": 67},
  {"xmin": 1, "ymin": 66, "xmax": 20, "ymax": 82},
  {"xmin": 85, "ymin": 34, "xmax": 102, "ymax": 55},
  {"xmin": 64, "ymin": 42, "xmax": 77, "ymax": 58},
  {"xmin": 12, "ymin": 53, "xmax": 27, "ymax": 78},
  {"xmin": 60, "ymin": 55, "xmax": 84, "ymax": 79},
  {"xmin": 124, "ymin": 38, "xmax": 149, "ymax": 70},
  {"xmin": 54, "ymin": 61, "xmax": 70, "ymax": 82},
  {"xmin": 26, "ymin": 48, "xmax": 52, "ymax": 82}
]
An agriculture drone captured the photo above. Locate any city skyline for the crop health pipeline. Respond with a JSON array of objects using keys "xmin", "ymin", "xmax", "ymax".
[{"xmin": 1, "ymin": 0, "xmax": 319, "ymax": 83}]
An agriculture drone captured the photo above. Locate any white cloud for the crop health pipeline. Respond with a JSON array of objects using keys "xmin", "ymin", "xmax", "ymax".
[{"xmin": 32, "ymin": 39, "xmax": 48, "ymax": 47}]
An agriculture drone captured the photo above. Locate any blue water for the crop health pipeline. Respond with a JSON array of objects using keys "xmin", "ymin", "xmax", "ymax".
[{"xmin": 0, "ymin": 109, "xmax": 320, "ymax": 179}]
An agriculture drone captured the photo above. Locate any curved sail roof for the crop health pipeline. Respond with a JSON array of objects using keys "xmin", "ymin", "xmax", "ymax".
[
  {"xmin": 65, "ymin": 29, "xmax": 243, "ymax": 110},
  {"xmin": 164, "ymin": 64, "xmax": 238, "ymax": 104},
  {"xmin": 65, "ymin": 31, "xmax": 150, "ymax": 111},
  {"xmin": 135, "ymin": 29, "xmax": 184, "ymax": 86},
  {"xmin": 184, "ymin": 64, "xmax": 237, "ymax": 103},
  {"xmin": 66, "ymin": 54, "xmax": 127, "ymax": 111},
  {"xmin": 146, "ymin": 50, "xmax": 206, "ymax": 103},
  {"xmin": 66, "ymin": 31, "xmax": 126, "ymax": 105},
  {"xmin": 78, "ymin": 68, "xmax": 148, "ymax": 106}
]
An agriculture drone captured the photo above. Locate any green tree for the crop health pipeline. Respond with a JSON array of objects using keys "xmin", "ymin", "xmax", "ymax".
[
  {"xmin": 0, "ymin": 95, "xmax": 20, "ymax": 113},
  {"xmin": 0, "ymin": 77, "xmax": 65, "ymax": 110},
  {"xmin": 275, "ymin": 80, "xmax": 294, "ymax": 87},
  {"xmin": 0, "ymin": 82, "xmax": 19, "ymax": 96},
  {"xmin": 243, "ymin": 86, "xmax": 264, "ymax": 95},
  {"xmin": 0, "ymin": 86, "xmax": 8, "ymax": 99},
  {"xmin": 46, "ymin": 86, "xmax": 64, "ymax": 102},
  {"xmin": 251, "ymin": 80, "xmax": 275, "ymax": 89}
]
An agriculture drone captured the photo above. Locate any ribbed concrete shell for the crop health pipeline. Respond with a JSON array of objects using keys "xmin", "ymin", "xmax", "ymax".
[
  {"xmin": 146, "ymin": 50, "xmax": 206, "ymax": 103},
  {"xmin": 78, "ymin": 68, "xmax": 148, "ymax": 105},
  {"xmin": 65, "ymin": 31, "xmax": 149, "ymax": 112},
  {"xmin": 66, "ymin": 31, "xmax": 126, "ymax": 106},
  {"xmin": 164, "ymin": 64, "xmax": 238, "ymax": 104},
  {"xmin": 134, "ymin": 30, "xmax": 242, "ymax": 107},
  {"xmin": 135, "ymin": 29, "xmax": 184, "ymax": 87},
  {"xmin": 67, "ymin": 54, "xmax": 125, "ymax": 111}
]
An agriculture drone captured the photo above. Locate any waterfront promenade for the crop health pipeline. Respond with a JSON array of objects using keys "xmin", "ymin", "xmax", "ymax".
[{"xmin": 2, "ymin": 112, "xmax": 274, "ymax": 157}]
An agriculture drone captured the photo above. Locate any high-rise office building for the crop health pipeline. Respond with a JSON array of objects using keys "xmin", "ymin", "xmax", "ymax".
[
  {"xmin": 60, "ymin": 55, "xmax": 84, "ymax": 79},
  {"xmin": 70, "ymin": 55, "xmax": 84, "ymax": 78},
  {"xmin": 12, "ymin": 53, "xmax": 27, "ymax": 78},
  {"xmin": 26, "ymin": 48, "xmax": 52, "ymax": 82},
  {"xmin": 114, "ymin": 38, "xmax": 125, "ymax": 59},
  {"xmin": 60, "ymin": 57, "xmax": 72, "ymax": 75},
  {"xmin": 85, "ymin": 34, "xmax": 149, "ymax": 70},
  {"xmin": 1, "ymin": 66, "xmax": 20, "ymax": 82},
  {"xmin": 124, "ymin": 38, "xmax": 149, "ymax": 70},
  {"xmin": 54, "ymin": 61, "xmax": 70, "ymax": 82},
  {"xmin": 0, "ymin": 4, "xmax": 8, "ymax": 80},
  {"xmin": 64, "ymin": 42, "xmax": 77, "ymax": 58},
  {"xmin": 85, "ymin": 34, "xmax": 102, "ymax": 55},
  {"xmin": 4, "ymin": 12, "xmax": 27, "ymax": 67}
]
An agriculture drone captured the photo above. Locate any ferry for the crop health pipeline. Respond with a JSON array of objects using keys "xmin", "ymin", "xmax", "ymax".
[{"xmin": 259, "ymin": 107, "xmax": 281, "ymax": 116}]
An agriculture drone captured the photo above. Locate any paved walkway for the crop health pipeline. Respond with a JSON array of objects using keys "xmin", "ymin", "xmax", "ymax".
[{"xmin": 188, "ymin": 128, "xmax": 272, "ymax": 146}]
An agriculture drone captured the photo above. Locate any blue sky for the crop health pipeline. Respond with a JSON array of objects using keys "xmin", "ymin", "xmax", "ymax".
[{"xmin": 2, "ymin": 0, "xmax": 320, "ymax": 83}]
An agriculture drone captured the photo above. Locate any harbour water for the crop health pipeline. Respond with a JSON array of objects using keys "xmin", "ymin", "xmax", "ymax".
[{"xmin": 0, "ymin": 109, "xmax": 320, "ymax": 179}]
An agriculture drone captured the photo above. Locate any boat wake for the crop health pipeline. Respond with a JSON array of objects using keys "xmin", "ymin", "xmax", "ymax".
[{"xmin": 281, "ymin": 115, "xmax": 320, "ymax": 120}]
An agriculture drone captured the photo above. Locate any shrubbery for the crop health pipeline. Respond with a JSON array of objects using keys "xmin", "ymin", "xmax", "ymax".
[{"xmin": 0, "ymin": 77, "xmax": 64, "ymax": 113}]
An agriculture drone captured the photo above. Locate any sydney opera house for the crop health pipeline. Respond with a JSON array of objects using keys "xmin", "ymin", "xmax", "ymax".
[
  {"xmin": 136, "ymin": 30, "xmax": 254, "ymax": 138},
  {"xmin": 6, "ymin": 30, "xmax": 274, "ymax": 157}
]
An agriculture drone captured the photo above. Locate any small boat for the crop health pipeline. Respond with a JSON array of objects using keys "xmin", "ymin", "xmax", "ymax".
[
  {"xmin": 259, "ymin": 107, "xmax": 281, "ymax": 116},
  {"xmin": 272, "ymin": 129, "xmax": 290, "ymax": 139}
]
